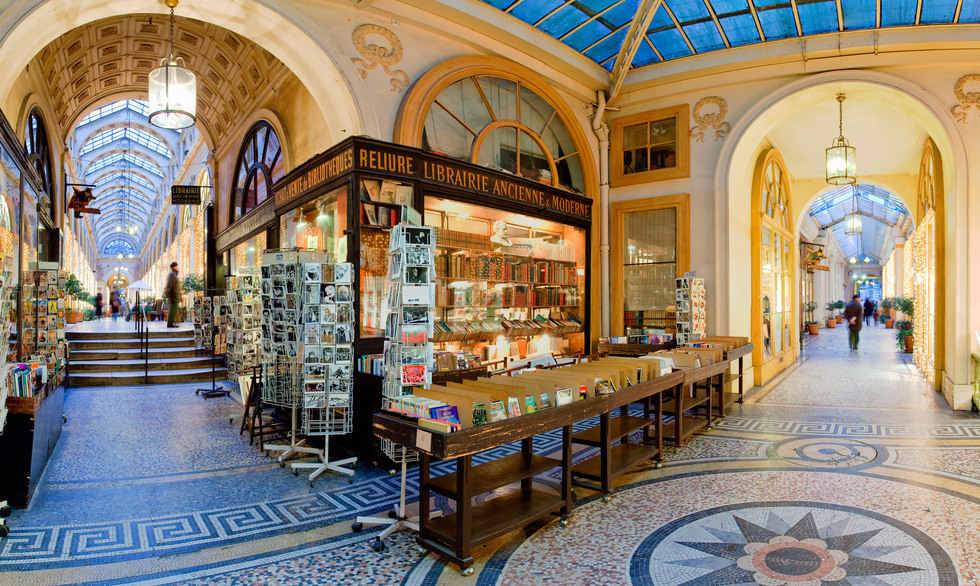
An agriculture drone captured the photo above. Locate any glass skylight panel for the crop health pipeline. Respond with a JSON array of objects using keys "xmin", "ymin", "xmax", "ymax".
[
  {"xmin": 104, "ymin": 240, "xmax": 136, "ymax": 256},
  {"xmin": 720, "ymin": 14, "xmax": 763, "ymax": 45},
  {"xmin": 797, "ymin": 1, "xmax": 839, "ymax": 35},
  {"xmin": 100, "ymin": 187, "xmax": 152, "ymax": 205},
  {"xmin": 78, "ymin": 128, "xmax": 125, "ymax": 155},
  {"xmin": 917, "ymin": 0, "xmax": 957, "ymax": 25},
  {"xmin": 756, "ymin": 6, "xmax": 799, "ymax": 39},
  {"xmin": 87, "ymin": 152, "xmax": 163, "ymax": 177},
  {"xmin": 585, "ymin": 26, "xmax": 628, "ymax": 65},
  {"xmin": 603, "ymin": 0, "xmax": 642, "ymax": 28},
  {"xmin": 564, "ymin": 19, "xmax": 614, "ymax": 52},
  {"xmin": 78, "ymin": 100, "xmax": 150, "ymax": 127},
  {"xmin": 631, "ymin": 40, "xmax": 661, "ymax": 66},
  {"xmin": 540, "ymin": 5, "xmax": 591, "ymax": 37},
  {"xmin": 511, "ymin": 0, "xmax": 564, "ymax": 26},
  {"xmin": 710, "ymin": 0, "xmax": 750, "ymax": 13},
  {"xmin": 483, "ymin": 0, "xmax": 512, "ymax": 10},
  {"xmin": 683, "ymin": 21, "xmax": 727, "ymax": 52},
  {"xmin": 648, "ymin": 27, "xmax": 693, "ymax": 59},
  {"xmin": 959, "ymin": 0, "xmax": 980, "ymax": 22},
  {"xmin": 95, "ymin": 171, "xmax": 156, "ymax": 190},
  {"xmin": 126, "ymin": 128, "xmax": 171, "ymax": 156},
  {"xmin": 842, "ymin": 0, "xmax": 876, "ymax": 29},
  {"xmin": 881, "ymin": 0, "xmax": 916, "ymax": 26},
  {"xmin": 669, "ymin": 0, "xmax": 711, "ymax": 20}
]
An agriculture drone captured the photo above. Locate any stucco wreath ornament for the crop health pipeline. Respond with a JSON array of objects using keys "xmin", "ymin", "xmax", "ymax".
[
  {"xmin": 690, "ymin": 96, "xmax": 731, "ymax": 142},
  {"xmin": 950, "ymin": 74, "xmax": 980, "ymax": 124},
  {"xmin": 351, "ymin": 24, "xmax": 410, "ymax": 93}
]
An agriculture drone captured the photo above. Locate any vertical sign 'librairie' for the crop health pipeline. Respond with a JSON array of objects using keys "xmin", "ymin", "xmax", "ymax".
[{"xmin": 171, "ymin": 185, "xmax": 202, "ymax": 205}]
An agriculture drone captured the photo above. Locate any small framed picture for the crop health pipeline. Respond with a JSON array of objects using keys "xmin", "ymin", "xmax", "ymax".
[
  {"xmin": 334, "ymin": 263, "xmax": 353, "ymax": 284},
  {"xmin": 336, "ymin": 284, "xmax": 351, "ymax": 302},
  {"xmin": 405, "ymin": 266, "xmax": 429, "ymax": 285},
  {"xmin": 304, "ymin": 345, "xmax": 321, "ymax": 364},
  {"xmin": 405, "ymin": 226, "xmax": 433, "ymax": 246}
]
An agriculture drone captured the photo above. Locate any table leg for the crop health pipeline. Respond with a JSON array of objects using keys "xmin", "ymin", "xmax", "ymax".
[
  {"xmin": 455, "ymin": 454, "xmax": 472, "ymax": 565},
  {"xmin": 600, "ymin": 412, "xmax": 611, "ymax": 495},
  {"xmin": 521, "ymin": 437, "xmax": 532, "ymax": 492},
  {"xmin": 655, "ymin": 391, "xmax": 664, "ymax": 467},
  {"xmin": 561, "ymin": 424, "xmax": 572, "ymax": 516},
  {"xmin": 738, "ymin": 356, "xmax": 745, "ymax": 404},
  {"xmin": 420, "ymin": 453, "xmax": 431, "ymax": 526}
]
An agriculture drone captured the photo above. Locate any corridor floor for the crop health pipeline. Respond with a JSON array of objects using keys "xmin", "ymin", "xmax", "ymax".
[{"xmin": 2, "ymin": 325, "xmax": 978, "ymax": 585}]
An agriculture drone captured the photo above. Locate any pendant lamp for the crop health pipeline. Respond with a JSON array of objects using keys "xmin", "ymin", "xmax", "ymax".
[
  {"xmin": 148, "ymin": 0, "xmax": 197, "ymax": 129},
  {"xmin": 826, "ymin": 93, "xmax": 856, "ymax": 185},
  {"xmin": 844, "ymin": 185, "xmax": 862, "ymax": 235}
]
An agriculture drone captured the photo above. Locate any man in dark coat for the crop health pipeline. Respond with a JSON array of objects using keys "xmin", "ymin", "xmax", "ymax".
[
  {"xmin": 163, "ymin": 262, "xmax": 182, "ymax": 328},
  {"xmin": 863, "ymin": 298, "xmax": 874, "ymax": 326},
  {"xmin": 844, "ymin": 294, "xmax": 863, "ymax": 351}
]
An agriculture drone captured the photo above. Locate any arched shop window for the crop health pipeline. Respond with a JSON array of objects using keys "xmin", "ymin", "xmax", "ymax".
[
  {"xmin": 753, "ymin": 149, "xmax": 794, "ymax": 384},
  {"xmin": 25, "ymin": 107, "xmax": 55, "ymax": 216},
  {"xmin": 230, "ymin": 121, "xmax": 284, "ymax": 222},
  {"xmin": 395, "ymin": 57, "xmax": 596, "ymax": 197}
]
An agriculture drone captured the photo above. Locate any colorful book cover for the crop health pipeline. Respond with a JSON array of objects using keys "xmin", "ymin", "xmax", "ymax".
[
  {"xmin": 538, "ymin": 392, "xmax": 553, "ymax": 409},
  {"xmin": 472, "ymin": 402, "xmax": 488, "ymax": 426},
  {"xmin": 555, "ymin": 388, "xmax": 573, "ymax": 406},
  {"xmin": 400, "ymin": 364, "xmax": 427, "ymax": 385},
  {"xmin": 524, "ymin": 394, "xmax": 537, "ymax": 413},
  {"xmin": 507, "ymin": 396, "xmax": 523, "ymax": 418},
  {"xmin": 594, "ymin": 378, "xmax": 615, "ymax": 395},
  {"xmin": 430, "ymin": 404, "xmax": 460, "ymax": 425},
  {"xmin": 488, "ymin": 400, "xmax": 507, "ymax": 422},
  {"xmin": 578, "ymin": 385, "xmax": 588, "ymax": 400}
]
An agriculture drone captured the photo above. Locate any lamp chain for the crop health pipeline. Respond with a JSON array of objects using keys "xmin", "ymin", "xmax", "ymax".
[
  {"xmin": 168, "ymin": 0, "xmax": 177, "ymax": 61},
  {"xmin": 837, "ymin": 93, "xmax": 844, "ymax": 139}
]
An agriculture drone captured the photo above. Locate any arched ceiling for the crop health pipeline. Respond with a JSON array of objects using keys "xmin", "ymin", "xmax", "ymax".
[
  {"xmin": 31, "ymin": 13, "xmax": 290, "ymax": 145},
  {"xmin": 483, "ymin": 0, "xmax": 980, "ymax": 71},
  {"xmin": 808, "ymin": 184, "xmax": 910, "ymax": 263}
]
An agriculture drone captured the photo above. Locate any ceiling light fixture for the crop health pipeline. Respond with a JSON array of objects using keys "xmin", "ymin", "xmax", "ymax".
[
  {"xmin": 826, "ymin": 93, "xmax": 856, "ymax": 185},
  {"xmin": 844, "ymin": 185, "xmax": 862, "ymax": 235},
  {"xmin": 148, "ymin": 0, "xmax": 197, "ymax": 129}
]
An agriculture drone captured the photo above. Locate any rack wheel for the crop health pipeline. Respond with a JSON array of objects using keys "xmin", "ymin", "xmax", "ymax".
[
  {"xmin": 558, "ymin": 517, "xmax": 569, "ymax": 527},
  {"xmin": 371, "ymin": 461, "xmax": 378, "ymax": 467},
  {"xmin": 655, "ymin": 462, "xmax": 663, "ymax": 469},
  {"xmin": 461, "ymin": 567, "xmax": 474, "ymax": 577},
  {"xmin": 0, "ymin": 506, "xmax": 10, "ymax": 518},
  {"xmin": 0, "ymin": 526, "xmax": 8, "ymax": 538},
  {"xmin": 351, "ymin": 522, "xmax": 363, "ymax": 532},
  {"xmin": 279, "ymin": 461, "xmax": 285, "ymax": 468},
  {"xmin": 601, "ymin": 494, "xmax": 612, "ymax": 503},
  {"xmin": 388, "ymin": 469, "xmax": 397, "ymax": 476},
  {"xmin": 309, "ymin": 480, "xmax": 314, "ymax": 488},
  {"xmin": 387, "ymin": 509, "xmax": 398, "ymax": 519},
  {"xmin": 292, "ymin": 468, "xmax": 298, "ymax": 476},
  {"xmin": 62, "ymin": 413, "xmax": 67, "ymax": 423},
  {"xmin": 706, "ymin": 426, "xmax": 713, "ymax": 432},
  {"xmin": 416, "ymin": 546, "xmax": 427, "ymax": 556},
  {"xmin": 372, "ymin": 539, "xmax": 385, "ymax": 552}
]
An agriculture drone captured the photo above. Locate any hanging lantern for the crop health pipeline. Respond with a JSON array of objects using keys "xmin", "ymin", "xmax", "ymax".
[
  {"xmin": 826, "ymin": 93, "xmax": 856, "ymax": 185},
  {"xmin": 148, "ymin": 0, "xmax": 196, "ymax": 130},
  {"xmin": 844, "ymin": 185, "xmax": 861, "ymax": 235}
]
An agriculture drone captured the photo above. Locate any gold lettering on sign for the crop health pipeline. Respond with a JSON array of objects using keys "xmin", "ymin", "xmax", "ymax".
[{"xmin": 276, "ymin": 148, "xmax": 353, "ymax": 207}]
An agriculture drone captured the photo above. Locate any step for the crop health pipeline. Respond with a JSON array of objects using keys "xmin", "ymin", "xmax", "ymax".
[
  {"xmin": 67, "ymin": 328, "xmax": 195, "ymax": 340},
  {"xmin": 70, "ymin": 368, "xmax": 227, "ymax": 387},
  {"xmin": 69, "ymin": 357, "xmax": 222, "ymax": 372},
  {"xmin": 68, "ymin": 347, "xmax": 212, "ymax": 361},
  {"xmin": 68, "ymin": 337, "xmax": 197, "ymax": 350}
]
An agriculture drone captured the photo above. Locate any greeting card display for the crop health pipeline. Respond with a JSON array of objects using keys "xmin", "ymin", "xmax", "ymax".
[
  {"xmin": 224, "ymin": 270, "xmax": 262, "ymax": 379},
  {"xmin": 193, "ymin": 294, "xmax": 227, "ymax": 353},
  {"xmin": 674, "ymin": 277, "xmax": 706, "ymax": 344},
  {"xmin": 17, "ymin": 264, "xmax": 68, "ymax": 391}
]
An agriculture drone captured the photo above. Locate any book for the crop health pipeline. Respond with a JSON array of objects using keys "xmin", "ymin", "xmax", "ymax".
[
  {"xmin": 363, "ymin": 179, "xmax": 381, "ymax": 201},
  {"xmin": 555, "ymin": 387, "xmax": 573, "ymax": 406},
  {"xmin": 472, "ymin": 402, "xmax": 488, "ymax": 426},
  {"xmin": 380, "ymin": 181, "xmax": 397, "ymax": 203},
  {"xmin": 538, "ymin": 392, "xmax": 553, "ymax": 409},
  {"xmin": 418, "ymin": 418, "xmax": 458, "ymax": 433},
  {"xmin": 401, "ymin": 364, "xmax": 427, "ymax": 385},
  {"xmin": 578, "ymin": 385, "xmax": 588, "ymax": 400},
  {"xmin": 395, "ymin": 184, "xmax": 413, "ymax": 206},
  {"xmin": 488, "ymin": 400, "xmax": 507, "ymax": 422},
  {"xmin": 430, "ymin": 404, "xmax": 461, "ymax": 425},
  {"xmin": 594, "ymin": 378, "xmax": 615, "ymax": 395},
  {"xmin": 524, "ymin": 394, "xmax": 537, "ymax": 413},
  {"xmin": 507, "ymin": 396, "xmax": 523, "ymax": 418}
]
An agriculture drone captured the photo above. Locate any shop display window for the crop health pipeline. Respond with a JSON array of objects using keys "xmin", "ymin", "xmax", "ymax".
[
  {"xmin": 279, "ymin": 185, "xmax": 347, "ymax": 262},
  {"xmin": 424, "ymin": 196, "xmax": 585, "ymax": 365},
  {"xmin": 358, "ymin": 177, "xmax": 407, "ymax": 337},
  {"xmin": 229, "ymin": 232, "xmax": 266, "ymax": 275},
  {"xmin": 611, "ymin": 105, "xmax": 690, "ymax": 186},
  {"xmin": 622, "ymin": 207, "xmax": 677, "ymax": 334}
]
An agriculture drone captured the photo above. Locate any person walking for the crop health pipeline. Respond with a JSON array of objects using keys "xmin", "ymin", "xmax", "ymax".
[
  {"xmin": 163, "ymin": 262, "xmax": 182, "ymax": 328},
  {"xmin": 845, "ymin": 294, "xmax": 863, "ymax": 351},
  {"xmin": 872, "ymin": 301, "xmax": 880, "ymax": 327},
  {"xmin": 863, "ymin": 298, "xmax": 874, "ymax": 326},
  {"xmin": 94, "ymin": 291, "xmax": 103, "ymax": 319},
  {"xmin": 110, "ymin": 286, "xmax": 121, "ymax": 321}
]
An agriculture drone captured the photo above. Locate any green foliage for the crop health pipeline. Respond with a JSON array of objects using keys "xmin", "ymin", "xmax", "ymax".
[
  {"xmin": 825, "ymin": 302, "xmax": 838, "ymax": 319},
  {"xmin": 65, "ymin": 273, "xmax": 85, "ymax": 299},
  {"xmin": 82, "ymin": 309, "xmax": 95, "ymax": 321},
  {"xmin": 895, "ymin": 296, "xmax": 915, "ymax": 320},
  {"xmin": 879, "ymin": 313, "xmax": 891, "ymax": 323},
  {"xmin": 879, "ymin": 297, "xmax": 896, "ymax": 310},
  {"xmin": 897, "ymin": 326, "xmax": 914, "ymax": 351},
  {"xmin": 803, "ymin": 300, "xmax": 818, "ymax": 313},
  {"xmin": 804, "ymin": 320, "xmax": 820, "ymax": 326},
  {"xmin": 76, "ymin": 291, "xmax": 95, "ymax": 306},
  {"xmin": 182, "ymin": 274, "xmax": 204, "ymax": 292}
]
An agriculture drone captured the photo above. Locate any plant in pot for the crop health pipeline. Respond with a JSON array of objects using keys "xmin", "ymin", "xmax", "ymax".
[
  {"xmin": 895, "ymin": 296, "xmax": 915, "ymax": 353},
  {"xmin": 879, "ymin": 297, "xmax": 896, "ymax": 328},
  {"xmin": 834, "ymin": 300, "xmax": 845, "ymax": 323},
  {"xmin": 64, "ymin": 273, "xmax": 92, "ymax": 324},
  {"xmin": 825, "ymin": 302, "xmax": 838, "ymax": 328},
  {"xmin": 181, "ymin": 274, "xmax": 204, "ymax": 321},
  {"xmin": 803, "ymin": 301, "xmax": 819, "ymax": 334}
]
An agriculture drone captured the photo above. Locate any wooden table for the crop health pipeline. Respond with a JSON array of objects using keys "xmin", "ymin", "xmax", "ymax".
[
  {"xmin": 373, "ymin": 396, "xmax": 605, "ymax": 574},
  {"xmin": 570, "ymin": 371, "xmax": 683, "ymax": 498},
  {"xmin": 715, "ymin": 343, "xmax": 753, "ymax": 416},
  {"xmin": 662, "ymin": 361, "xmax": 728, "ymax": 448}
]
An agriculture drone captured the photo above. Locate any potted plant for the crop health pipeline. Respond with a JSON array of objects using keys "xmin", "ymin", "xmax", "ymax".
[
  {"xmin": 834, "ymin": 300, "xmax": 845, "ymax": 324},
  {"xmin": 64, "ymin": 273, "xmax": 92, "ymax": 324},
  {"xmin": 803, "ymin": 301, "xmax": 819, "ymax": 334},
  {"xmin": 895, "ymin": 296, "xmax": 915, "ymax": 353},
  {"xmin": 825, "ymin": 302, "xmax": 838, "ymax": 328},
  {"xmin": 879, "ymin": 297, "xmax": 896, "ymax": 328},
  {"xmin": 182, "ymin": 274, "xmax": 204, "ymax": 321}
]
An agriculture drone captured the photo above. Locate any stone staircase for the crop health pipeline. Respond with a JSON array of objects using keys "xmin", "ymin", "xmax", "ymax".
[{"xmin": 67, "ymin": 327, "xmax": 226, "ymax": 387}]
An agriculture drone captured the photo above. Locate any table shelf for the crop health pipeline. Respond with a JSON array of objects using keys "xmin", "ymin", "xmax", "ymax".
[
  {"xmin": 571, "ymin": 443, "xmax": 659, "ymax": 482},
  {"xmin": 427, "ymin": 452, "xmax": 560, "ymax": 500},
  {"xmin": 572, "ymin": 415, "xmax": 652, "ymax": 447},
  {"xmin": 422, "ymin": 488, "xmax": 565, "ymax": 549}
]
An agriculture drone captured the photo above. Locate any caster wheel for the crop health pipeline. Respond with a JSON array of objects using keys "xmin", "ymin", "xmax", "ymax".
[
  {"xmin": 309, "ymin": 481, "xmax": 314, "ymax": 488},
  {"xmin": 347, "ymin": 476, "xmax": 355, "ymax": 484},
  {"xmin": 388, "ymin": 509, "xmax": 398, "ymax": 519},
  {"xmin": 0, "ymin": 506, "xmax": 10, "ymax": 518},
  {"xmin": 655, "ymin": 462, "xmax": 663, "ymax": 469},
  {"xmin": 351, "ymin": 522, "xmax": 364, "ymax": 532},
  {"xmin": 62, "ymin": 414, "xmax": 67, "ymax": 424},
  {"xmin": 558, "ymin": 517, "xmax": 569, "ymax": 527},
  {"xmin": 292, "ymin": 468, "xmax": 298, "ymax": 476},
  {"xmin": 371, "ymin": 539, "xmax": 385, "ymax": 552},
  {"xmin": 372, "ymin": 461, "xmax": 378, "ymax": 467},
  {"xmin": 388, "ymin": 469, "xmax": 397, "ymax": 476},
  {"xmin": 416, "ymin": 546, "xmax": 428, "ymax": 556},
  {"xmin": 0, "ymin": 526, "xmax": 8, "ymax": 538},
  {"xmin": 601, "ymin": 494, "xmax": 612, "ymax": 503},
  {"xmin": 706, "ymin": 426, "xmax": 713, "ymax": 432},
  {"xmin": 279, "ymin": 461, "xmax": 285, "ymax": 468},
  {"xmin": 461, "ymin": 567, "xmax": 474, "ymax": 577}
]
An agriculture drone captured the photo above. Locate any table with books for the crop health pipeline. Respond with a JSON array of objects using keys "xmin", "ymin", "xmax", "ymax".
[{"xmin": 372, "ymin": 356, "xmax": 684, "ymax": 574}]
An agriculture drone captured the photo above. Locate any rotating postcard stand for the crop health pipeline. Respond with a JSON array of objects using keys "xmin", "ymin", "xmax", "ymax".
[
  {"xmin": 259, "ymin": 249, "xmax": 357, "ymax": 484},
  {"xmin": 192, "ymin": 290, "xmax": 230, "ymax": 399},
  {"xmin": 354, "ymin": 224, "xmax": 440, "ymax": 551}
]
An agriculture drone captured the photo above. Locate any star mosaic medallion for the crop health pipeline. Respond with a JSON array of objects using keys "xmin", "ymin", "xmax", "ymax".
[{"xmin": 631, "ymin": 502, "xmax": 956, "ymax": 585}]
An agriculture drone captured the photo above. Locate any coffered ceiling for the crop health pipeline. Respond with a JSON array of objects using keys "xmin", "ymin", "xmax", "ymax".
[{"xmin": 31, "ymin": 13, "xmax": 291, "ymax": 145}]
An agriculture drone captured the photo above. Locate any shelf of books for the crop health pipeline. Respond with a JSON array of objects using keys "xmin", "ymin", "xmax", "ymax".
[{"xmin": 424, "ymin": 196, "xmax": 586, "ymax": 369}]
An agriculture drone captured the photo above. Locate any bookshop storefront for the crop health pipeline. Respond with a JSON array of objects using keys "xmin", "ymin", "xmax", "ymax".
[{"xmin": 268, "ymin": 136, "xmax": 592, "ymax": 448}]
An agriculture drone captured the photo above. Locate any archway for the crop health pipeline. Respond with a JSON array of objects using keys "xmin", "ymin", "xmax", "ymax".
[{"xmin": 716, "ymin": 71, "xmax": 965, "ymax": 403}]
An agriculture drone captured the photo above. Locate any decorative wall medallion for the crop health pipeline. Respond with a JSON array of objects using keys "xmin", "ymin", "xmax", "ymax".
[
  {"xmin": 690, "ymin": 96, "xmax": 730, "ymax": 142},
  {"xmin": 950, "ymin": 74, "xmax": 980, "ymax": 124},
  {"xmin": 631, "ymin": 501, "xmax": 956, "ymax": 585},
  {"xmin": 351, "ymin": 24, "xmax": 410, "ymax": 93}
]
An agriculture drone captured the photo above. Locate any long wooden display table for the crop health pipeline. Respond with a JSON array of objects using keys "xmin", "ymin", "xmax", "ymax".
[
  {"xmin": 372, "ymin": 368, "xmax": 685, "ymax": 574},
  {"xmin": 716, "ymin": 343, "xmax": 753, "ymax": 415},
  {"xmin": 662, "ymin": 361, "xmax": 729, "ymax": 448}
]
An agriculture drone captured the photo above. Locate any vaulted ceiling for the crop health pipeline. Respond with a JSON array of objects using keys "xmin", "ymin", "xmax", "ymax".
[{"xmin": 31, "ymin": 13, "xmax": 290, "ymax": 145}]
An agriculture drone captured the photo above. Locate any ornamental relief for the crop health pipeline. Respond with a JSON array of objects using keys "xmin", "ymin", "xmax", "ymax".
[
  {"xmin": 351, "ymin": 24, "xmax": 410, "ymax": 93},
  {"xmin": 690, "ymin": 96, "xmax": 730, "ymax": 142},
  {"xmin": 950, "ymin": 73, "xmax": 980, "ymax": 124}
]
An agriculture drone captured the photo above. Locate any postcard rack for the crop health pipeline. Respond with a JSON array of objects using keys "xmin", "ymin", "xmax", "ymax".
[{"xmin": 192, "ymin": 289, "xmax": 230, "ymax": 399}]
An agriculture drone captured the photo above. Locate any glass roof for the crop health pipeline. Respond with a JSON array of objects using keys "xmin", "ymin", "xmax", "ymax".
[
  {"xmin": 484, "ymin": 0, "xmax": 980, "ymax": 70},
  {"xmin": 808, "ymin": 184, "xmax": 909, "ymax": 262},
  {"xmin": 104, "ymin": 239, "xmax": 136, "ymax": 256},
  {"xmin": 78, "ymin": 100, "xmax": 150, "ymax": 127},
  {"xmin": 79, "ymin": 127, "xmax": 171, "ymax": 157},
  {"xmin": 87, "ymin": 152, "xmax": 164, "ymax": 177},
  {"xmin": 94, "ymin": 170, "xmax": 157, "ymax": 190}
]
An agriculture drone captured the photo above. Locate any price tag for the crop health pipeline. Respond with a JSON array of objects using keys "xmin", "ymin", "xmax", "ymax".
[{"xmin": 416, "ymin": 429, "xmax": 432, "ymax": 452}]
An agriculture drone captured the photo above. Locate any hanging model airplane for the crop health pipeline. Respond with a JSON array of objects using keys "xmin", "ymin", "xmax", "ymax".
[{"xmin": 67, "ymin": 187, "xmax": 101, "ymax": 218}]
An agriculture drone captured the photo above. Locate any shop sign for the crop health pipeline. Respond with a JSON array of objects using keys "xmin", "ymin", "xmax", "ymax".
[
  {"xmin": 171, "ymin": 185, "xmax": 202, "ymax": 205},
  {"xmin": 215, "ymin": 200, "xmax": 275, "ymax": 252},
  {"xmin": 273, "ymin": 138, "xmax": 592, "ymax": 222}
]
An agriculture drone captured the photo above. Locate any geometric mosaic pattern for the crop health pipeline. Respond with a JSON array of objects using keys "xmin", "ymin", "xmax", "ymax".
[{"xmin": 718, "ymin": 417, "xmax": 980, "ymax": 438}]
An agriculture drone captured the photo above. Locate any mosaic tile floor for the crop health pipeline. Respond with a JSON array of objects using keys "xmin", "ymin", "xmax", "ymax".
[{"xmin": 2, "ymin": 325, "xmax": 978, "ymax": 585}]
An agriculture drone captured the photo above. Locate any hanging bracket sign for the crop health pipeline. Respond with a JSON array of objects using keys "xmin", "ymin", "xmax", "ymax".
[{"xmin": 170, "ymin": 185, "xmax": 202, "ymax": 205}]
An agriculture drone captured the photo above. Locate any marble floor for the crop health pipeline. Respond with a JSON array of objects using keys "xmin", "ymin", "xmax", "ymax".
[{"xmin": 2, "ymin": 324, "xmax": 978, "ymax": 585}]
